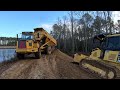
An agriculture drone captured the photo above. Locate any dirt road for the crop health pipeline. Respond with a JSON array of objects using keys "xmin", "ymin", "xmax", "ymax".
[{"xmin": 0, "ymin": 49, "xmax": 96, "ymax": 79}]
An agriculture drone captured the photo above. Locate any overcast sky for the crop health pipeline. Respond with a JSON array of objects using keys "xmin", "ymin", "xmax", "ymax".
[{"xmin": 0, "ymin": 11, "xmax": 119, "ymax": 37}]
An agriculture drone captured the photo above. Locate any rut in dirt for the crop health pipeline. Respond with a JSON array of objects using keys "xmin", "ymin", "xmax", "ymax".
[{"xmin": 0, "ymin": 49, "xmax": 97, "ymax": 79}]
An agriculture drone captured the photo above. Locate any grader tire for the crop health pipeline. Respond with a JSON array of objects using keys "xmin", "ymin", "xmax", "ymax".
[
  {"xmin": 47, "ymin": 46, "xmax": 52, "ymax": 55},
  {"xmin": 17, "ymin": 53, "xmax": 24, "ymax": 59},
  {"xmin": 51, "ymin": 46, "xmax": 55, "ymax": 52},
  {"xmin": 35, "ymin": 49, "xmax": 41, "ymax": 59},
  {"xmin": 35, "ymin": 51, "xmax": 41, "ymax": 59}
]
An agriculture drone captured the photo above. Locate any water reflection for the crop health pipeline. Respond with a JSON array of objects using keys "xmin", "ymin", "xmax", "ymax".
[{"xmin": 0, "ymin": 49, "xmax": 16, "ymax": 62}]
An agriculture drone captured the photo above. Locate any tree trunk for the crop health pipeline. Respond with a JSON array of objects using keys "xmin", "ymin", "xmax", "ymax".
[{"xmin": 70, "ymin": 11, "xmax": 74, "ymax": 54}]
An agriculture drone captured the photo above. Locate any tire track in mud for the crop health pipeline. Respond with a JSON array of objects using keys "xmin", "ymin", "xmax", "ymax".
[
  {"xmin": 0, "ymin": 54, "xmax": 59, "ymax": 79},
  {"xmin": 39, "ymin": 55, "xmax": 58, "ymax": 79},
  {"xmin": 54, "ymin": 50, "xmax": 97, "ymax": 79},
  {"xmin": 17, "ymin": 55, "xmax": 58, "ymax": 79},
  {"xmin": 44, "ymin": 55, "xmax": 59, "ymax": 78},
  {"xmin": 0, "ymin": 49, "xmax": 98, "ymax": 79},
  {"xmin": 0, "ymin": 60, "xmax": 35, "ymax": 79},
  {"xmin": 0, "ymin": 62, "xmax": 17, "ymax": 75},
  {"xmin": 16, "ymin": 60, "xmax": 37, "ymax": 79},
  {"xmin": 24, "ymin": 58, "xmax": 47, "ymax": 79}
]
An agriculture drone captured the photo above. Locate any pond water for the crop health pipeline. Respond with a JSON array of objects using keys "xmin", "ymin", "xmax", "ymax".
[{"xmin": 0, "ymin": 49, "xmax": 16, "ymax": 62}]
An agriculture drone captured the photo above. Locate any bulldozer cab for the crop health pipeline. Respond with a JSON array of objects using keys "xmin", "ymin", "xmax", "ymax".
[
  {"xmin": 89, "ymin": 34, "xmax": 106, "ymax": 59},
  {"xmin": 105, "ymin": 35, "xmax": 120, "ymax": 51},
  {"xmin": 93, "ymin": 34, "xmax": 120, "ymax": 51},
  {"xmin": 103, "ymin": 35, "xmax": 120, "ymax": 62},
  {"xmin": 92, "ymin": 34, "xmax": 120, "ymax": 63},
  {"xmin": 92, "ymin": 34, "xmax": 106, "ymax": 50}
]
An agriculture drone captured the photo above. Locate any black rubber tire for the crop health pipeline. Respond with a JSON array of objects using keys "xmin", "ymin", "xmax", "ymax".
[
  {"xmin": 35, "ymin": 50, "xmax": 41, "ymax": 59},
  {"xmin": 17, "ymin": 53, "xmax": 24, "ymax": 59},
  {"xmin": 51, "ymin": 46, "xmax": 55, "ymax": 52},
  {"xmin": 47, "ymin": 46, "xmax": 52, "ymax": 55}
]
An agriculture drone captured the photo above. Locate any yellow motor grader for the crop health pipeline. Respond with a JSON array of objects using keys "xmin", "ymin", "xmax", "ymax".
[
  {"xmin": 74, "ymin": 34, "xmax": 120, "ymax": 79},
  {"xmin": 16, "ymin": 27, "xmax": 57, "ymax": 59}
]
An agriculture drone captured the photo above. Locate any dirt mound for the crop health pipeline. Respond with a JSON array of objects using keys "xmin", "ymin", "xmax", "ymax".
[{"xmin": 0, "ymin": 49, "xmax": 96, "ymax": 79}]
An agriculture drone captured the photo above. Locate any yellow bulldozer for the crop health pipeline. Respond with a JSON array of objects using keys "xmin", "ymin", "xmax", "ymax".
[
  {"xmin": 16, "ymin": 27, "xmax": 57, "ymax": 59},
  {"xmin": 74, "ymin": 33, "xmax": 120, "ymax": 79}
]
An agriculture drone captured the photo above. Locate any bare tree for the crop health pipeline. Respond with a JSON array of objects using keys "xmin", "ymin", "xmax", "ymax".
[
  {"xmin": 103, "ymin": 11, "xmax": 108, "ymax": 33},
  {"xmin": 62, "ymin": 16, "xmax": 67, "ymax": 52},
  {"xmin": 68, "ymin": 11, "xmax": 75, "ymax": 54}
]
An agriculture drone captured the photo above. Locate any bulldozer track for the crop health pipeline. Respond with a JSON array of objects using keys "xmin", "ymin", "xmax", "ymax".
[{"xmin": 79, "ymin": 59, "xmax": 120, "ymax": 79}]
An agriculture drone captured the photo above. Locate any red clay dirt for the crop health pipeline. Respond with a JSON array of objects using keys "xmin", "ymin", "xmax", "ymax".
[{"xmin": 0, "ymin": 49, "xmax": 97, "ymax": 79}]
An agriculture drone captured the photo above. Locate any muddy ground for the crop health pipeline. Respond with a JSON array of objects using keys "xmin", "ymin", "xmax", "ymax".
[{"xmin": 0, "ymin": 49, "xmax": 97, "ymax": 79}]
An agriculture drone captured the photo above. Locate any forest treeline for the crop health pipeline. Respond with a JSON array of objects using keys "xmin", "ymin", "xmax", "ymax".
[
  {"xmin": 50, "ymin": 11, "xmax": 120, "ymax": 55},
  {"xmin": 1, "ymin": 11, "xmax": 120, "ymax": 55},
  {"xmin": 0, "ymin": 37, "xmax": 17, "ymax": 46}
]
